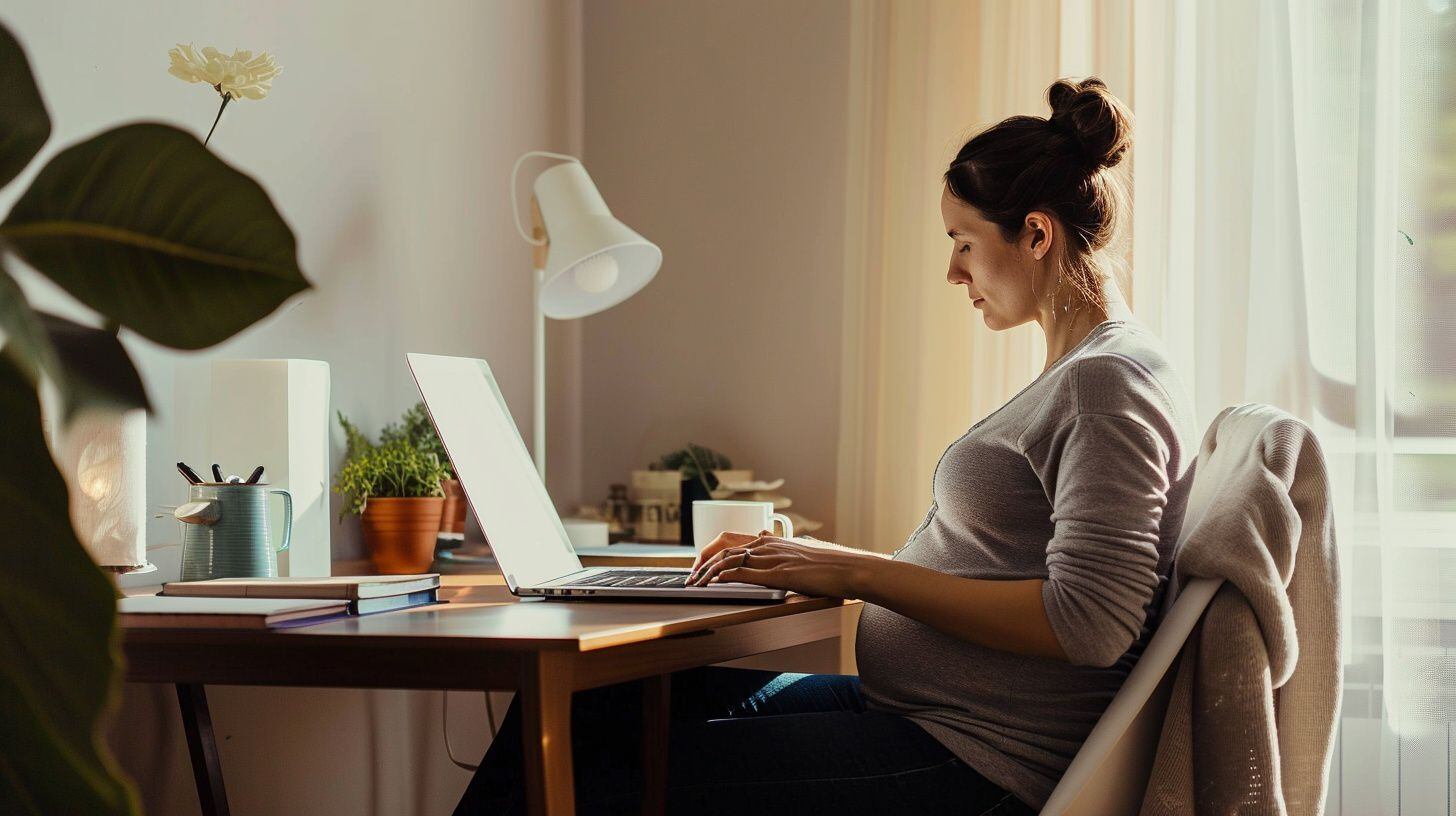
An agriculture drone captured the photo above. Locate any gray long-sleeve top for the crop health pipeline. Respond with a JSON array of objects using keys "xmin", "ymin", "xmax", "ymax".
[{"xmin": 854, "ymin": 318, "xmax": 1198, "ymax": 810}]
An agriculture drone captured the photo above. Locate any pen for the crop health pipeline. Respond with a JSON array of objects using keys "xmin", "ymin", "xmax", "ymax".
[
  {"xmin": 176, "ymin": 462, "xmax": 203, "ymax": 485},
  {"xmin": 245, "ymin": 466, "xmax": 265, "ymax": 484},
  {"xmin": 212, "ymin": 463, "xmax": 224, "ymax": 483}
]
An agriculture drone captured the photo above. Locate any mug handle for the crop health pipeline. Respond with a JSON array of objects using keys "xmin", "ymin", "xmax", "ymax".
[
  {"xmin": 270, "ymin": 489, "xmax": 293, "ymax": 552},
  {"xmin": 770, "ymin": 512, "xmax": 794, "ymax": 539}
]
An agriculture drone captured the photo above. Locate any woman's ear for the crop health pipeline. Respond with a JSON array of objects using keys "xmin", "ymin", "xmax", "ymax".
[{"xmin": 1024, "ymin": 211, "xmax": 1054, "ymax": 261}]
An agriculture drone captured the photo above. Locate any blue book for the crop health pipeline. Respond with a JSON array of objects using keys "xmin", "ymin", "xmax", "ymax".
[{"xmin": 347, "ymin": 588, "xmax": 441, "ymax": 616}]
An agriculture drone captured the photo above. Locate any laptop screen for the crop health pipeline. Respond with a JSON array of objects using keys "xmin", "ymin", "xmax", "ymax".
[{"xmin": 406, "ymin": 353, "xmax": 582, "ymax": 590}]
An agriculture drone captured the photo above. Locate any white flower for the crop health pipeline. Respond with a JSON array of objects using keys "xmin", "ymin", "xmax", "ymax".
[{"xmin": 168, "ymin": 44, "xmax": 281, "ymax": 100}]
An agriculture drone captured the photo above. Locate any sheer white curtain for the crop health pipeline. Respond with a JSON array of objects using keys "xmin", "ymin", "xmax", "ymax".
[
  {"xmin": 841, "ymin": 0, "xmax": 1454, "ymax": 810},
  {"xmin": 1132, "ymin": 0, "xmax": 1456, "ymax": 812}
]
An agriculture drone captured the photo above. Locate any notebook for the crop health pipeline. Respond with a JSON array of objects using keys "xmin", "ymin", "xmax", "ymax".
[
  {"xmin": 161, "ymin": 574, "xmax": 440, "ymax": 600},
  {"xmin": 118, "ymin": 596, "xmax": 348, "ymax": 629}
]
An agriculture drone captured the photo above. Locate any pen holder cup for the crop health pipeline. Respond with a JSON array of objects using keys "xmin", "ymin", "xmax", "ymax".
[{"xmin": 178, "ymin": 484, "xmax": 293, "ymax": 581}]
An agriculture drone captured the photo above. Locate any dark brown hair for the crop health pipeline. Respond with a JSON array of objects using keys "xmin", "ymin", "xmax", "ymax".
[{"xmin": 943, "ymin": 77, "xmax": 1133, "ymax": 313}]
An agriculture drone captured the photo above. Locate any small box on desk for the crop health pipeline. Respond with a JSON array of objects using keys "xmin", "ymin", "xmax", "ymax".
[{"xmin": 206, "ymin": 359, "xmax": 332, "ymax": 577}]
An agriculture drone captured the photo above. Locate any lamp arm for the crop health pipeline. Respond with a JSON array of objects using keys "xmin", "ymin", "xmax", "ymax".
[{"xmin": 510, "ymin": 150, "xmax": 582, "ymax": 246}]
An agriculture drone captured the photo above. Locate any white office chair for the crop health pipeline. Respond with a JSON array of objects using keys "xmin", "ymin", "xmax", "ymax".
[
  {"xmin": 1038, "ymin": 575, "xmax": 1222, "ymax": 815},
  {"xmin": 1040, "ymin": 402, "xmax": 1328, "ymax": 814},
  {"xmin": 1041, "ymin": 405, "xmax": 1249, "ymax": 814}
]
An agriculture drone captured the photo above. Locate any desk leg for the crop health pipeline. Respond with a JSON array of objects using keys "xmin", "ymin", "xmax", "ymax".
[
  {"xmin": 640, "ymin": 674, "xmax": 670, "ymax": 816},
  {"xmin": 176, "ymin": 683, "xmax": 230, "ymax": 816},
  {"xmin": 521, "ymin": 653, "xmax": 575, "ymax": 816}
]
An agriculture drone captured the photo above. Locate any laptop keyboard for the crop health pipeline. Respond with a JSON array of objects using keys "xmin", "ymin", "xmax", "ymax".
[{"xmin": 570, "ymin": 570, "xmax": 694, "ymax": 588}]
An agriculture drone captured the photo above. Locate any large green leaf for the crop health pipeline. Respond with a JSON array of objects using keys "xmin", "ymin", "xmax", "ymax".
[
  {"xmin": 0, "ymin": 255, "xmax": 58, "ymax": 384},
  {"xmin": 0, "ymin": 258, "xmax": 150, "ymax": 421},
  {"xmin": 39, "ymin": 312, "xmax": 151, "ymax": 419},
  {"xmin": 0, "ymin": 122, "xmax": 310, "ymax": 349},
  {"xmin": 0, "ymin": 354, "xmax": 139, "ymax": 815},
  {"xmin": 0, "ymin": 22, "xmax": 50, "ymax": 191}
]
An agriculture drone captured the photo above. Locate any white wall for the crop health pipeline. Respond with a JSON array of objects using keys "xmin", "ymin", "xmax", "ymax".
[
  {"xmin": 579, "ymin": 0, "xmax": 852, "ymax": 538},
  {"xmin": 0, "ymin": 2, "xmax": 581, "ymax": 813},
  {"xmin": 1, "ymin": 0, "xmax": 586, "ymax": 570}
]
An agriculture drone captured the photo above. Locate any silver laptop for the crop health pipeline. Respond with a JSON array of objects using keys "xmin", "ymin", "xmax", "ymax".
[{"xmin": 406, "ymin": 353, "xmax": 787, "ymax": 602}]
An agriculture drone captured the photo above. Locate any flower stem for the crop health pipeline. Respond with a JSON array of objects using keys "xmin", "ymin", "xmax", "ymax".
[{"xmin": 204, "ymin": 93, "xmax": 232, "ymax": 146}]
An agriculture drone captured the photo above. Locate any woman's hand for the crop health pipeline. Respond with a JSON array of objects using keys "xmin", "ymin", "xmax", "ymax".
[
  {"xmin": 689, "ymin": 533, "xmax": 1068, "ymax": 660},
  {"xmin": 687, "ymin": 531, "xmax": 880, "ymax": 598}
]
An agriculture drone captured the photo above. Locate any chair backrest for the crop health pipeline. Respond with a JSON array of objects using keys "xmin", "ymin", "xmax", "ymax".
[
  {"xmin": 1040, "ymin": 404, "xmax": 1279, "ymax": 814},
  {"xmin": 1038, "ymin": 576, "xmax": 1221, "ymax": 816}
]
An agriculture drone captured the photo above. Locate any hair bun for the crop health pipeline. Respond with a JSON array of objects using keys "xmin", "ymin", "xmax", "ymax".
[{"xmin": 1046, "ymin": 77, "xmax": 1133, "ymax": 170}]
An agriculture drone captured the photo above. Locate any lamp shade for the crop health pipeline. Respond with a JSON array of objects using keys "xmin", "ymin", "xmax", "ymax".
[
  {"xmin": 52, "ymin": 407, "xmax": 149, "ymax": 570},
  {"xmin": 532, "ymin": 161, "xmax": 661, "ymax": 319}
]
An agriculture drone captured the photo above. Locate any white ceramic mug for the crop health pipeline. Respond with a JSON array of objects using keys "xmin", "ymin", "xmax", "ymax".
[{"xmin": 691, "ymin": 500, "xmax": 794, "ymax": 554}]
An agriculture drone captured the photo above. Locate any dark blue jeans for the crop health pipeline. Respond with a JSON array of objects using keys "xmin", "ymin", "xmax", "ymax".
[{"xmin": 453, "ymin": 666, "xmax": 1033, "ymax": 815}]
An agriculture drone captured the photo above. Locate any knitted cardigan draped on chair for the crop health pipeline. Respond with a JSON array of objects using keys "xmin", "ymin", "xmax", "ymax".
[{"xmin": 1140, "ymin": 404, "xmax": 1342, "ymax": 816}]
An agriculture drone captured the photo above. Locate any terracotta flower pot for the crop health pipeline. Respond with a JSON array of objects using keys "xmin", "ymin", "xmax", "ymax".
[
  {"xmin": 439, "ymin": 478, "xmax": 467, "ymax": 534},
  {"xmin": 361, "ymin": 497, "xmax": 445, "ymax": 574}
]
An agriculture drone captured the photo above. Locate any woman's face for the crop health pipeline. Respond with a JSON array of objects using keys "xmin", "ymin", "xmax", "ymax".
[{"xmin": 940, "ymin": 187, "xmax": 1052, "ymax": 330}]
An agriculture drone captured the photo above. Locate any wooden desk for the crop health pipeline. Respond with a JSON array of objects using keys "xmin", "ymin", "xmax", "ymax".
[{"xmin": 122, "ymin": 572, "xmax": 853, "ymax": 816}]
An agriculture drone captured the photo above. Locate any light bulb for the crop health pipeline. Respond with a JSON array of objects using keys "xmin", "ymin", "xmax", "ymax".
[
  {"xmin": 572, "ymin": 253, "xmax": 620, "ymax": 294},
  {"xmin": 80, "ymin": 470, "xmax": 114, "ymax": 501},
  {"xmin": 77, "ymin": 438, "xmax": 118, "ymax": 500}
]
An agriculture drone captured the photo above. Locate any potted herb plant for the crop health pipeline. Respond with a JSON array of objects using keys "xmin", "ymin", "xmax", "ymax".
[
  {"xmin": 335, "ymin": 412, "xmax": 451, "ymax": 573},
  {"xmin": 381, "ymin": 402, "xmax": 466, "ymax": 533}
]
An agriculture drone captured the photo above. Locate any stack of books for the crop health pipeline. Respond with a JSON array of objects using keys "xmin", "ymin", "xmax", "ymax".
[{"xmin": 118, "ymin": 574, "xmax": 442, "ymax": 630}]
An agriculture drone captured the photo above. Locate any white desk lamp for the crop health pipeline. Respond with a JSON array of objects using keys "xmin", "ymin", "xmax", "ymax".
[{"xmin": 511, "ymin": 151, "xmax": 661, "ymax": 481}]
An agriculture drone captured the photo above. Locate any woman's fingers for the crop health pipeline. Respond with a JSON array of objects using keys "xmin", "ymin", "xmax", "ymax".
[
  {"xmin": 688, "ymin": 534, "xmax": 796, "ymax": 584},
  {"xmin": 690, "ymin": 533, "xmax": 773, "ymax": 577},
  {"xmin": 690, "ymin": 548, "xmax": 751, "ymax": 586},
  {"xmin": 689, "ymin": 541, "xmax": 786, "ymax": 586},
  {"xmin": 690, "ymin": 540, "xmax": 731, "ymax": 575},
  {"xmin": 691, "ymin": 531, "xmax": 757, "ymax": 572},
  {"xmin": 689, "ymin": 545, "xmax": 750, "ymax": 585},
  {"xmin": 685, "ymin": 539, "xmax": 852, "ymax": 597}
]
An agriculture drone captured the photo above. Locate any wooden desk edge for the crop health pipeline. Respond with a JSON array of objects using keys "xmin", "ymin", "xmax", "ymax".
[
  {"xmin": 123, "ymin": 605, "xmax": 849, "ymax": 692},
  {"xmin": 121, "ymin": 594, "xmax": 855, "ymax": 653}
]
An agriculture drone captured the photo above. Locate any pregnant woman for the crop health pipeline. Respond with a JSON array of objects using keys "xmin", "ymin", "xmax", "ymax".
[{"xmin": 456, "ymin": 76, "xmax": 1198, "ymax": 816}]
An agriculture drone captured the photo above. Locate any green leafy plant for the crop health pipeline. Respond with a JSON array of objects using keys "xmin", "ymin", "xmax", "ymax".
[
  {"xmin": 0, "ymin": 22, "xmax": 308, "ymax": 815},
  {"xmin": 338, "ymin": 411, "xmax": 375, "ymax": 462},
  {"xmin": 654, "ymin": 442, "xmax": 733, "ymax": 492},
  {"xmin": 334, "ymin": 411, "xmax": 450, "ymax": 518},
  {"xmin": 379, "ymin": 401, "xmax": 453, "ymax": 478}
]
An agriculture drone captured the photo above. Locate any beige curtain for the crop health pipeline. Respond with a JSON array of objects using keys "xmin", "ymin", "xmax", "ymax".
[{"xmin": 836, "ymin": 0, "xmax": 1134, "ymax": 552}]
